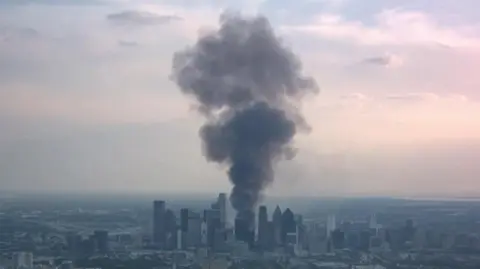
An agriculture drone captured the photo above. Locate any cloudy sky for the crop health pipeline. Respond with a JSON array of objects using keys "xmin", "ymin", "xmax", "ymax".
[{"xmin": 0, "ymin": 0, "xmax": 479, "ymax": 197}]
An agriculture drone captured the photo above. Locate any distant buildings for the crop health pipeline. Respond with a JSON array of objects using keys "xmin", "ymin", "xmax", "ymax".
[
  {"xmin": 204, "ymin": 209, "xmax": 221, "ymax": 249},
  {"xmin": 326, "ymin": 215, "xmax": 336, "ymax": 238},
  {"xmin": 147, "ymin": 194, "xmax": 434, "ymax": 256},
  {"xmin": 187, "ymin": 211, "xmax": 202, "ymax": 249},
  {"xmin": 165, "ymin": 209, "xmax": 178, "ymax": 250},
  {"xmin": 217, "ymin": 193, "xmax": 227, "ymax": 229},
  {"xmin": 272, "ymin": 206, "xmax": 282, "ymax": 246},
  {"xmin": 257, "ymin": 205, "xmax": 269, "ymax": 249},
  {"xmin": 153, "ymin": 200, "xmax": 166, "ymax": 248},
  {"xmin": 93, "ymin": 230, "xmax": 109, "ymax": 254}
]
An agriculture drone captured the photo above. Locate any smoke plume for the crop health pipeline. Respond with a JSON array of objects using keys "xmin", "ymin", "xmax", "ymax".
[{"xmin": 171, "ymin": 12, "xmax": 318, "ymax": 222}]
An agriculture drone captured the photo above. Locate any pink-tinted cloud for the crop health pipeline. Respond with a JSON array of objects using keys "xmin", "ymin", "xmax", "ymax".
[{"xmin": 284, "ymin": 9, "xmax": 480, "ymax": 48}]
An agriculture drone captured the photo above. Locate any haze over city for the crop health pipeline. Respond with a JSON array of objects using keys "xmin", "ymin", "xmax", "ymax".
[{"xmin": 1, "ymin": 0, "xmax": 480, "ymax": 198}]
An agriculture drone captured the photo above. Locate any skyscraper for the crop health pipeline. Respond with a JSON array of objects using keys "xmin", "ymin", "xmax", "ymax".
[
  {"xmin": 281, "ymin": 208, "xmax": 296, "ymax": 244},
  {"xmin": 180, "ymin": 208, "xmax": 189, "ymax": 232},
  {"xmin": 204, "ymin": 209, "xmax": 221, "ymax": 248},
  {"xmin": 93, "ymin": 230, "xmax": 109, "ymax": 254},
  {"xmin": 217, "ymin": 193, "xmax": 227, "ymax": 228},
  {"xmin": 272, "ymin": 205, "xmax": 283, "ymax": 246},
  {"xmin": 153, "ymin": 200, "xmax": 166, "ymax": 248},
  {"xmin": 331, "ymin": 229, "xmax": 345, "ymax": 250},
  {"xmin": 257, "ymin": 205, "xmax": 269, "ymax": 249},
  {"xmin": 187, "ymin": 211, "xmax": 202, "ymax": 248},
  {"xmin": 180, "ymin": 208, "xmax": 189, "ymax": 249},
  {"xmin": 368, "ymin": 214, "xmax": 377, "ymax": 229},
  {"xmin": 165, "ymin": 209, "xmax": 178, "ymax": 250},
  {"xmin": 326, "ymin": 215, "xmax": 336, "ymax": 238}
]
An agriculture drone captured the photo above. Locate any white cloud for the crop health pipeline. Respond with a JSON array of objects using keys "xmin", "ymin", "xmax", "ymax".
[{"xmin": 283, "ymin": 9, "xmax": 480, "ymax": 48}]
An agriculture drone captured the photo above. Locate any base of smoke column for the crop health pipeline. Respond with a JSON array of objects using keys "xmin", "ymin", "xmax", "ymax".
[{"xmin": 234, "ymin": 217, "xmax": 255, "ymax": 248}]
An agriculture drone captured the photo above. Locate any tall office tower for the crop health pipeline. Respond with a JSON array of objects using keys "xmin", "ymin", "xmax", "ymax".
[
  {"xmin": 281, "ymin": 208, "xmax": 296, "ymax": 244},
  {"xmin": 368, "ymin": 214, "xmax": 377, "ymax": 229},
  {"xmin": 267, "ymin": 221, "xmax": 275, "ymax": 249},
  {"xmin": 257, "ymin": 205, "xmax": 269, "ymax": 249},
  {"xmin": 326, "ymin": 215, "xmax": 336, "ymax": 238},
  {"xmin": 272, "ymin": 206, "xmax": 283, "ymax": 246},
  {"xmin": 331, "ymin": 229, "xmax": 345, "ymax": 249},
  {"xmin": 153, "ymin": 200, "xmax": 166, "ymax": 248},
  {"xmin": 187, "ymin": 212, "xmax": 202, "ymax": 248},
  {"xmin": 204, "ymin": 209, "xmax": 221, "ymax": 248},
  {"xmin": 272, "ymin": 205, "xmax": 282, "ymax": 246},
  {"xmin": 296, "ymin": 223, "xmax": 307, "ymax": 250},
  {"xmin": 180, "ymin": 208, "xmax": 189, "ymax": 249},
  {"xmin": 217, "ymin": 193, "xmax": 227, "ymax": 228},
  {"xmin": 359, "ymin": 230, "xmax": 371, "ymax": 251},
  {"xmin": 13, "ymin": 252, "xmax": 33, "ymax": 269},
  {"xmin": 201, "ymin": 220, "xmax": 208, "ymax": 246},
  {"xmin": 176, "ymin": 228, "xmax": 183, "ymax": 250},
  {"xmin": 93, "ymin": 230, "xmax": 109, "ymax": 254},
  {"xmin": 404, "ymin": 219, "xmax": 415, "ymax": 241},
  {"xmin": 165, "ymin": 209, "xmax": 178, "ymax": 250},
  {"xmin": 213, "ymin": 229, "xmax": 226, "ymax": 252},
  {"xmin": 180, "ymin": 208, "xmax": 189, "ymax": 232}
]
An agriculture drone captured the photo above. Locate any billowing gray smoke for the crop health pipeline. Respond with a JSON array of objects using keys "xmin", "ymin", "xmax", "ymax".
[{"xmin": 171, "ymin": 12, "xmax": 318, "ymax": 223}]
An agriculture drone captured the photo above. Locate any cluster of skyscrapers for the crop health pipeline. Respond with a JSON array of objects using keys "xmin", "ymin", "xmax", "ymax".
[
  {"xmin": 152, "ymin": 193, "xmax": 304, "ymax": 253},
  {"xmin": 152, "ymin": 194, "xmax": 229, "ymax": 251}
]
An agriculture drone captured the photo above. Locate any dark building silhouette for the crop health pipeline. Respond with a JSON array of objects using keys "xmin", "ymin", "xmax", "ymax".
[
  {"xmin": 267, "ymin": 221, "xmax": 275, "ymax": 249},
  {"xmin": 281, "ymin": 208, "xmax": 296, "ymax": 244},
  {"xmin": 66, "ymin": 232, "xmax": 82, "ymax": 256},
  {"xmin": 213, "ymin": 229, "xmax": 226, "ymax": 252},
  {"xmin": 153, "ymin": 200, "xmax": 166, "ymax": 248},
  {"xmin": 359, "ymin": 230, "xmax": 371, "ymax": 251},
  {"xmin": 204, "ymin": 209, "xmax": 221, "ymax": 248},
  {"xmin": 186, "ymin": 211, "xmax": 202, "ymax": 248},
  {"xmin": 93, "ymin": 230, "xmax": 109, "ymax": 254},
  {"xmin": 82, "ymin": 235, "xmax": 96, "ymax": 257},
  {"xmin": 331, "ymin": 229, "xmax": 345, "ymax": 249},
  {"xmin": 346, "ymin": 232, "xmax": 360, "ymax": 249},
  {"xmin": 180, "ymin": 208, "xmax": 189, "ymax": 232},
  {"xmin": 258, "ymin": 206, "xmax": 269, "ymax": 249},
  {"xmin": 179, "ymin": 208, "xmax": 189, "ymax": 249},
  {"xmin": 165, "ymin": 209, "xmax": 178, "ymax": 250},
  {"xmin": 272, "ymin": 206, "xmax": 282, "ymax": 246},
  {"xmin": 404, "ymin": 219, "xmax": 416, "ymax": 242}
]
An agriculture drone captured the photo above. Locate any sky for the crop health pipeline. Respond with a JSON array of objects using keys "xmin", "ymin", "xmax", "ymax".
[{"xmin": 0, "ymin": 0, "xmax": 479, "ymax": 197}]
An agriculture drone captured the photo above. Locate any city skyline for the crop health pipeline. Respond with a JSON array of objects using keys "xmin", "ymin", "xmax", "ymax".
[
  {"xmin": 3, "ymin": 192, "xmax": 480, "ymax": 268},
  {"xmin": 1, "ymin": 0, "xmax": 480, "ymax": 196}
]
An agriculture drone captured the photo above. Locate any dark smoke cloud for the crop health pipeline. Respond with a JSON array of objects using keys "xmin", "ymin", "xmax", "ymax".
[{"xmin": 171, "ymin": 12, "xmax": 318, "ymax": 221}]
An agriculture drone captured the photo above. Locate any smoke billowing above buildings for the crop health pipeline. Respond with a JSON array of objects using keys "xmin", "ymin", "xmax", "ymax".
[{"xmin": 171, "ymin": 12, "xmax": 318, "ymax": 223}]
